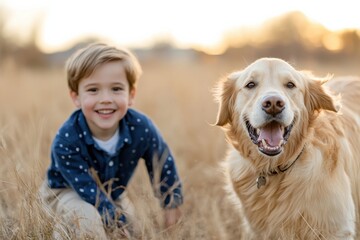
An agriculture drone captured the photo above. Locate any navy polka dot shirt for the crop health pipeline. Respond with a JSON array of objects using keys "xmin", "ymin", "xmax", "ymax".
[{"xmin": 46, "ymin": 109, "xmax": 183, "ymax": 224}]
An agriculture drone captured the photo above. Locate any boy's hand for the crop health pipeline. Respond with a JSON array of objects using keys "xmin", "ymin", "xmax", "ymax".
[
  {"xmin": 164, "ymin": 207, "xmax": 182, "ymax": 228},
  {"xmin": 116, "ymin": 220, "xmax": 132, "ymax": 238}
]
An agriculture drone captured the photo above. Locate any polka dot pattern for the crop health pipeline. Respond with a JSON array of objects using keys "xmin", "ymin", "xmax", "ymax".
[{"xmin": 47, "ymin": 108, "xmax": 183, "ymax": 219}]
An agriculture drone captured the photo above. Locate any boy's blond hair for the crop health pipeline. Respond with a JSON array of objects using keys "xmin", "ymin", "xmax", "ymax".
[{"xmin": 66, "ymin": 43, "xmax": 142, "ymax": 93}]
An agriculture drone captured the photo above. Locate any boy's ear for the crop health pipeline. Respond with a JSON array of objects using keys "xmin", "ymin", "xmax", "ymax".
[
  {"xmin": 128, "ymin": 88, "xmax": 136, "ymax": 106},
  {"xmin": 70, "ymin": 91, "xmax": 81, "ymax": 108}
]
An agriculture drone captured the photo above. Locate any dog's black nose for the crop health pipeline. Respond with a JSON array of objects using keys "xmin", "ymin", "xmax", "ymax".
[{"xmin": 262, "ymin": 95, "xmax": 285, "ymax": 115}]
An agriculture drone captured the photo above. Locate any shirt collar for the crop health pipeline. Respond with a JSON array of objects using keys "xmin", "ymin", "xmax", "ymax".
[
  {"xmin": 76, "ymin": 109, "xmax": 132, "ymax": 148},
  {"xmin": 77, "ymin": 110, "xmax": 95, "ymax": 145},
  {"xmin": 116, "ymin": 116, "xmax": 132, "ymax": 149}
]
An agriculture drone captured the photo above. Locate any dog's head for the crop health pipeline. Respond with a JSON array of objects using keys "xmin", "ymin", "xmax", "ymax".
[{"xmin": 214, "ymin": 58, "xmax": 338, "ymax": 157}]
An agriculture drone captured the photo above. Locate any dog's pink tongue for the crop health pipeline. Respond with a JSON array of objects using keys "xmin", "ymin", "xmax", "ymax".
[{"xmin": 258, "ymin": 122, "xmax": 283, "ymax": 147}]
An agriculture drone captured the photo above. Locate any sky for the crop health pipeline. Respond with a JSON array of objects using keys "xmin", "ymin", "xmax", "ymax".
[{"xmin": 1, "ymin": 0, "xmax": 360, "ymax": 54}]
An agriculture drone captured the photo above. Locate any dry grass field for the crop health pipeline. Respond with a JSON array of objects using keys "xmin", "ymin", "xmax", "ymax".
[{"xmin": 0, "ymin": 56, "xmax": 358, "ymax": 239}]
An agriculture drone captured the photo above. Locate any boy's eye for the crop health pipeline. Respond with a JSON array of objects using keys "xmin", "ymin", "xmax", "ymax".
[
  {"xmin": 112, "ymin": 87, "xmax": 123, "ymax": 91},
  {"xmin": 87, "ymin": 88, "xmax": 98, "ymax": 92}
]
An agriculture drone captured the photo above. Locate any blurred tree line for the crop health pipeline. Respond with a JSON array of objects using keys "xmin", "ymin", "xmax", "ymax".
[
  {"xmin": 0, "ymin": 7, "xmax": 46, "ymax": 67},
  {"xmin": 0, "ymin": 10, "xmax": 359, "ymax": 68},
  {"xmin": 222, "ymin": 12, "xmax": 360, "ymax": 63}
]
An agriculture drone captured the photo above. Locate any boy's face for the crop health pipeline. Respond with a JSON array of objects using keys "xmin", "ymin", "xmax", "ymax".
[{"xmin": 70, "ymin": 61, "xmax": 135, "ymax": 140}]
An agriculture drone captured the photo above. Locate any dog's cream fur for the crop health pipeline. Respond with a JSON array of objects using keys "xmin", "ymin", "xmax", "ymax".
[{"xmin": 215, "ymin": 58, "xmax": 360, "ymax": 239}]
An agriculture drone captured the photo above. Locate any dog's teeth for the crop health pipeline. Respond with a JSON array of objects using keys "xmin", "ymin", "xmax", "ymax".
[{"xmin": 262, "ymin": 139, "xmax": 267, "ymax": 148}]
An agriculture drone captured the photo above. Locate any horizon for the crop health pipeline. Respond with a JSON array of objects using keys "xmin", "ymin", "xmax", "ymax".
[{"xmin": 1, "ymin": 0, "xmax": 360, "ymax": 55}]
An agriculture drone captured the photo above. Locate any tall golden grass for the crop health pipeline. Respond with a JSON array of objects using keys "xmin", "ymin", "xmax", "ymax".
[{"xmin": 0, "ymin": 57, "xmax": 358, "ymax": 239}]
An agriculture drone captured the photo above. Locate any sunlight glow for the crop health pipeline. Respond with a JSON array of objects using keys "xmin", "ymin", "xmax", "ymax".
[
  {"xmin": 322, "ymin": 33, "xmax": 343, "ymax": 52},
  {"xmin": 1, "ymin": 0, "xmax": 359, "ymax": 54}
]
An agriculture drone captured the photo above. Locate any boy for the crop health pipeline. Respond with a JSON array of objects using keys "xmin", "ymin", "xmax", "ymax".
[{"xmin": 40, "ymin": 43, "xmax": 183, "ymax": 238}]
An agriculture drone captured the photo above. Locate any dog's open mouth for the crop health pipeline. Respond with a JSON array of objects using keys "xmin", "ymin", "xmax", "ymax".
[{"xmin": 246, "ymin": 119, "xmax": 294, "ymax": 156}]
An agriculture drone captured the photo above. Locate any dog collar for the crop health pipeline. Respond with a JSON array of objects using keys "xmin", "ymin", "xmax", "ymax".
[{"xmin": 256, "ymin": 146, "xmax": 305, "ymax": 189}]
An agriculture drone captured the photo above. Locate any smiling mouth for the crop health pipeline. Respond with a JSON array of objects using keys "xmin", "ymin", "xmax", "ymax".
[
  {"xmin": 96, "ymin": 109, "xmax": 115, "ymax": 115},
  {"xmin": 245, "ymin": 119, "xmax": 294, "ymax": 156}
]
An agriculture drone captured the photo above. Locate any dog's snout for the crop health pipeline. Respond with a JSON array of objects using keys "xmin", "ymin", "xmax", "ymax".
[{"xmin": 262, "ymin": 95, "xmax": 285, "ymax": 115}]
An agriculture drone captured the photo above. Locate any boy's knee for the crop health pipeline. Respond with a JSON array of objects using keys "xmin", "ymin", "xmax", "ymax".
[
  {"xmin": 57, "ymin": 191, "xmax": 102, "ymax": 224},
  {"xmin": 68, "ymin": 201, "xmax": 103, "ymax": 224},
  {"xmin": 60, "ymin": 201, "xmax": 107, "ymax": 238}
]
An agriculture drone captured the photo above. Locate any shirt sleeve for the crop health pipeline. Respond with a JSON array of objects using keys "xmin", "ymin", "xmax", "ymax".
[
  {"xmin": 142, "ymin": 119, "xmax": 183, "ymax": 209},
  {"xmin": 52, "ymin": 136, "xmax": 121, "ymax": 224}
]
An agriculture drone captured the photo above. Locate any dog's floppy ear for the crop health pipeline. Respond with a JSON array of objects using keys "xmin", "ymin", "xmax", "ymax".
[
  {"xmin": 305, "ymin": 73, "xmax": 339, "ymax": 113},
  {"xmin": 214, "ymin": 72, "xmax": 238, "ymax": 126}
]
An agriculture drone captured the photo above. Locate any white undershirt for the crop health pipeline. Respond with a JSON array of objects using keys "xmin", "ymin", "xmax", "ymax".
[{"xmin": 93, "ymin": 128, "xmax": 119, "ymax": 155}]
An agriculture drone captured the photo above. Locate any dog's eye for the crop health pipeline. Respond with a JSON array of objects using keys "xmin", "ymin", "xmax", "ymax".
[
  {"xmin": 286, "ymin": 82, "xmax": 296, "ymax": 89},
  {"xmin": 245, "ymin": 82, "xmax": 256, "ymax": 89}
]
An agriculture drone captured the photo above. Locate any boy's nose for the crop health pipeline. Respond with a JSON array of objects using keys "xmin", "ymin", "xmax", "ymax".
[{"xmin": 99, "ymin": 91, "xmax": 112, "ymax": 103}]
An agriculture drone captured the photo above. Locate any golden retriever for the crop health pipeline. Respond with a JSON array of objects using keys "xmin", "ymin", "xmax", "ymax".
[{"xmin": 214, "ymin": 58, "xmax": 360, "ymax": 239}]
